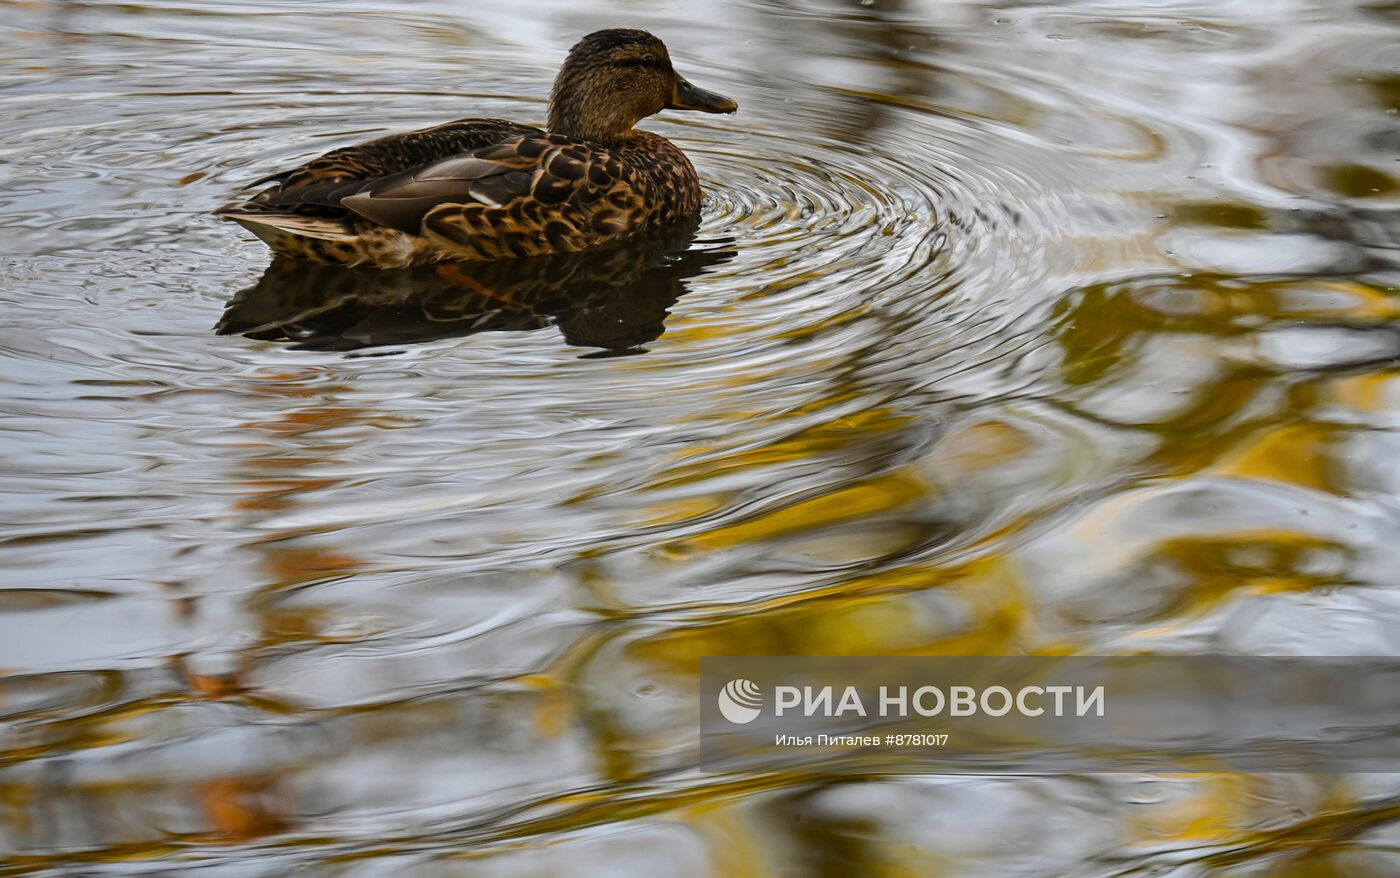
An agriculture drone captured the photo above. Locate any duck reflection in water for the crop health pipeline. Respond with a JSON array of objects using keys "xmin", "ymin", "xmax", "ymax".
[{"xmin": 217, "ymin": 219, "xmax": 733, "ymax": 354}]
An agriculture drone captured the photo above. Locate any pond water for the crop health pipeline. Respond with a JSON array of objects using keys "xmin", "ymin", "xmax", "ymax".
[{"xmin": 3, "ymin": 0, "xmax": 1400, "ymax": 874}]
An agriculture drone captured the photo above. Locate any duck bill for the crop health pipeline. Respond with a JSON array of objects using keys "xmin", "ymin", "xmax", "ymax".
[{"xmin": 667, "ymin": 76, "xmax": 738, "ymax": 114}]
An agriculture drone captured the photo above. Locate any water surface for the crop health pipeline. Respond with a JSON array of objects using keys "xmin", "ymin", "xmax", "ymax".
[{"xmin": 3, "ymin": 0, "xmax": 1400, "ymax": 874}]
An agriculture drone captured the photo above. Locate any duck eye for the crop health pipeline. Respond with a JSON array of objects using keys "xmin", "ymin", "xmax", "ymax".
[{"xmin": 642, "ymin": 54, "xmax": 656, "ymax": 64}]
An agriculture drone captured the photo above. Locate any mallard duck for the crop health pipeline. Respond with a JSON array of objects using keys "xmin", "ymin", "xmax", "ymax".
[{"xmin": 216, "ymin": 29, "xmax": 737, "ymax": 268}]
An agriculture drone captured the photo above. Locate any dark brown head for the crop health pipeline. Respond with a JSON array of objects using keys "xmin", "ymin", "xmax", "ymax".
[{"xmin": 547, "ymin": 29, "xmax": 737, "ymax": 144}]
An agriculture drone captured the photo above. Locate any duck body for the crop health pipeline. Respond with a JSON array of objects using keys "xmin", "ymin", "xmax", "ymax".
[
  {"xmin": 220, "ymin": 121, "xmax": 702, "ymax": 268},
  {"xmin": 216, "ymin": 30, "xmax": 736, "ymax": 269}
]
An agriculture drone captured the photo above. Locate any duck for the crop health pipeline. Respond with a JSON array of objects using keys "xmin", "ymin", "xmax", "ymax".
[{"xmin": 215, "ymin": 29, "xmax": 737, "ymax": 269}]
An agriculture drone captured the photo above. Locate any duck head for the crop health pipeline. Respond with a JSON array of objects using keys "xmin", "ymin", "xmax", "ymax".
[{"xmin": 547, "ymin": 29, "xmax": 738, "ymax": 144}]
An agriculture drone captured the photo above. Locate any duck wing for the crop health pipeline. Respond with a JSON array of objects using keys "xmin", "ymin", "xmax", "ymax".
[
  {"xmin": 221, "ymin": 118, "xmax": 542, "ymax": 217},
  {"xmin": 251, "ymin": 118, "xmax": 541, "ymax": 189},
  {"xmin": 339, "ymin": 135, "xmax": 640, "ymax": 258}
]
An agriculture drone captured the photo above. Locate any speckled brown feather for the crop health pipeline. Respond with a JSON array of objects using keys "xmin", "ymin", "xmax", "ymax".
[{"xmin": 253, "ymin": 119, "xmax": 539, "ymax": 192}]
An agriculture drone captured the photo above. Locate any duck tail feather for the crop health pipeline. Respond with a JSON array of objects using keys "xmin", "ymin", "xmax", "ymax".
[{"xmin": 216, "ymin": 208, "xmax": 358, "ymax": 243}]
